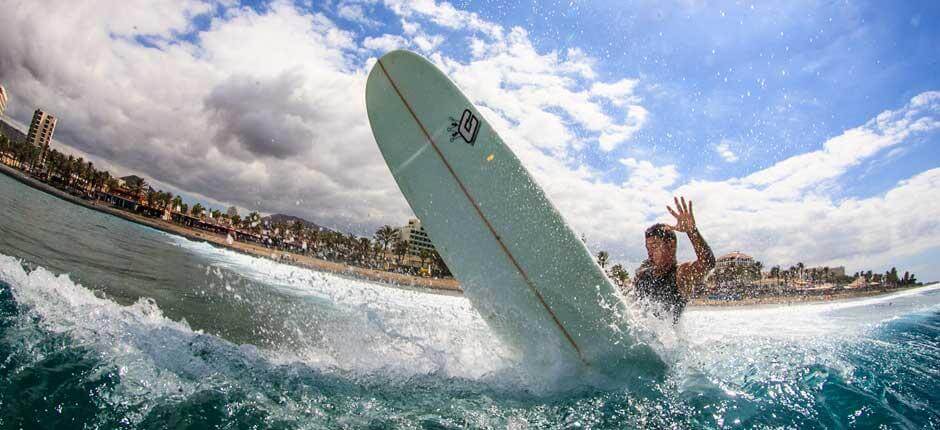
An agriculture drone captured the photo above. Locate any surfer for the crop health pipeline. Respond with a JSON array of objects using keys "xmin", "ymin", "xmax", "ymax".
[{"xmin": 632, "ymin": 196, "xmax": 715, "ymax": 322}]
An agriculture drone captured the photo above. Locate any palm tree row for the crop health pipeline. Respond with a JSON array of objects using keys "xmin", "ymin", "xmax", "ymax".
[{"xmin": 2, "ymin": 133, "xmax": 454, "ymax": 277}]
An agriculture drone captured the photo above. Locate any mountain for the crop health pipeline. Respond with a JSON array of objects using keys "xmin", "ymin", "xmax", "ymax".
[{"xmin": 261, "ymin": 213, "xmax": 329, "ymax": 232}]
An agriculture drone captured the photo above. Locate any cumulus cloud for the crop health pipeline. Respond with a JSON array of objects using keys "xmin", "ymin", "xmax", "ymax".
[
  {"xmin": 363, "ymin": 34, "xmax": 408, "ymax": 52},
  {"xmin": 620, "ymin": 158, "xmax": 680, "ymax": 189},
  {"xmin": 440, "ymin": 27, "xmax": 648, "ymax": 154},
  {"xmin": 672, "ymin": 92, "xmax": 940, "ymax": 270},
  {"xmin": 0, "ymin": 0, "xmax": 937, "ymax": 279},
  {"xmin": 714, "ymin": 139, "xmax": 739, "ymax": 162},
  {"xmin": 0, "ymin": 0, "xmax": 408, "ymax": 232},
  {"xmin": 337, "ymin": 2, "xmax": 381, "ymax": 27},
  {"xmin": 205, "ymin": 72, "xmax": 318, "ymax": 160}
]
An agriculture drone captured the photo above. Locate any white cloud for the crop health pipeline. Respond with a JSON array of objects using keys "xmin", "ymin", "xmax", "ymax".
[
  {"xmin": 714, "ymin": 139, "xmax": 739, "ymax": 162},
  {"xmin": 412, "ymin": 33, "xmax": 444, "ymax": 52},
  {"xmin": 0, "ymin": 0, "xmax": 409, "ymax": 232},
  {"xmin": 741, "ymin": 92, "xmax": 940, "ymax": 198},
  {"xmin": 620, "ymin": 158, "xmax": 679, "ymax": 189},
  {"xmin": 590, "ymin": 78, "xmax": 640, "ymax": 106},
  {"xmin": 383, "ymin": 0, "xmax": 502, "ymax": 39},
  {"xmin": 337, "ymin": 2, "xmax": 381, "ymax": 27},
  {"xmin": 669, "ymin": 92, "xmax": 940, "ymax": 271},
  {"xmin": 363, "ymin": 34, "xmax": 408, "ymax": 52},
  {"xmin": 440, "ymin": 27, "xmax": 647, "ymax": 153}
]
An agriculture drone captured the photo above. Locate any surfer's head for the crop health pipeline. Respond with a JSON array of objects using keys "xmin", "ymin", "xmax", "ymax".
[{"xmin": 645, "ymin": 223, "xmax": 677, "ymax": 267}]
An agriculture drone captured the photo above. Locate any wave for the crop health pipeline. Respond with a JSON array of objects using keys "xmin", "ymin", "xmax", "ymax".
[{"xmin": 2, "ymin": 250, "xmax": 938, "ymax": 428}]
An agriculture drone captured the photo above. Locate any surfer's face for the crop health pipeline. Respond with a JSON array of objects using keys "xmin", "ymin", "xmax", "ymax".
[{"xmin": 646, "ymin": 236, "xmax": 676, "ymax": 267}]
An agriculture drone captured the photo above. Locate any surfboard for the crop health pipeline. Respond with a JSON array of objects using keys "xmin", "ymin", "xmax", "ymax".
[{"xmin": 365, "ymin": 50, "xmax": 645, "ymax": 371}]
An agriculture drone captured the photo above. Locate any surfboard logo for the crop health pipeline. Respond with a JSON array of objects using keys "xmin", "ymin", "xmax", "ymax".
[{"xmin": 448, "ymin": 109, "xmax": 479, "ymax": 145}]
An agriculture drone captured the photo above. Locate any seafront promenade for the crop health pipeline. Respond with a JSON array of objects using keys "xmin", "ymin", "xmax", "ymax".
[{"xmin": 0, "ymin": 162, "xmax": 461, "ymax": 293}]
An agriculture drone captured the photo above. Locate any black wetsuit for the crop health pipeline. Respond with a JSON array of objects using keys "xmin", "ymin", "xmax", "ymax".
[{"xmin": 633, "ymin": 261, "xmax": 686, "ymax": 323}]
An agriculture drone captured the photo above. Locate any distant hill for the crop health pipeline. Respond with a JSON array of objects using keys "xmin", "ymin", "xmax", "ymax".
[{"xmin": 262, "ymin": 213, "xmax": 329, "ymax": 232}]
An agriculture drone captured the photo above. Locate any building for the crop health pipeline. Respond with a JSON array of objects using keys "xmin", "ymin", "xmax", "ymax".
[
  {"xmin": 711, "ymin": 251, "xmax": 762, "ymax": 287},
  {"xmin": 26, "ymin": 108, "xmax": 57, "ymax": 165},
  {"xmin": 0, "ymin": 85, "xmax": 7, "ymax": 117},
  {"xmin": 119, "ymin": 175, "xmax": 145, "ymax": 189},
  {"xmin": 397, "ymin": 218, "xmax": 437, "ymax": 257},
  {"xmin": 715, "ymin": 251, "xmax": 758, "ymax": 270}
]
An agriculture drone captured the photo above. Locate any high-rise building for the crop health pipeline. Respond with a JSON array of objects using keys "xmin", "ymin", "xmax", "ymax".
[
  {"xmin": 0, "ymin": 85, "xmax": 8, "ymax": 117},
  {"xmin": 26, "ymin": 108, "xmax": 57, "ymax": 165},
  {"xmin": 397, "ymin": 218, "xmax": 437, "ymax": 256}
]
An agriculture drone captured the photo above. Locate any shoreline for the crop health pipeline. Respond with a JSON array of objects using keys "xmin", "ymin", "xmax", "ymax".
[
  {"xmin": 1, "ymin": 162, "xmax": 930, "ymax": 306},
  {"xmin": 0, "ymin": 163, "xmax": 461, "ymax": 293},
  {"xmin": 687, "ymin": 283, "xmax": 934, "ymax": 308}
]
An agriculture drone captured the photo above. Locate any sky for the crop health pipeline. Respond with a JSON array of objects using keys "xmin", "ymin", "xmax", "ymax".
[{"xmin": 1, "ymin": 0, "xmax": 938, "ymax": 280}]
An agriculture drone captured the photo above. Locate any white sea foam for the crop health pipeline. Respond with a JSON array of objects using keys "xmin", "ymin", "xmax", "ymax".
[
  {"xmin": 3, "ymin": 242, "xmax": 938, "ymax": 407},
  {"xmin": 164, "ymin": 233, "xmax": 940, "ymax": 381},
  {"xmin": 164, "ymin": 237, "xmax": 523, "ymax": 379},
  {"xmin": 0, "ymin": 247, "xmax": 544, "ymax": 395}
]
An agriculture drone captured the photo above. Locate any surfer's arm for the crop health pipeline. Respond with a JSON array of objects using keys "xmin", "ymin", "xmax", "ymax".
[
  {"xmin": 677, "ymin": 227, "xmax": 715, "ymax": 296},
  {"xmin": 667, "ymin": 196, "xmax": 715, "ymax": 296}
]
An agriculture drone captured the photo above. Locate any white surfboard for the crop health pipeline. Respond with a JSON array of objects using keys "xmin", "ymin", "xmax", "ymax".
[{"xmin": 365, "ymin": 50, "xmax": 651, "ymax": 373}]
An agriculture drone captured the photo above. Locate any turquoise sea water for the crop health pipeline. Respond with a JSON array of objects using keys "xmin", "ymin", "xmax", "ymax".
[{"xmin": 0, "ymin": 172, "xmax": 938, "ymax": 429}]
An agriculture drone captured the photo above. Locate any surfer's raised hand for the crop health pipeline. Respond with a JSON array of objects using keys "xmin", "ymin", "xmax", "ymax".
[{"xmin": 666, "ymin": 196, "xmax": 696, "ymax": 233}]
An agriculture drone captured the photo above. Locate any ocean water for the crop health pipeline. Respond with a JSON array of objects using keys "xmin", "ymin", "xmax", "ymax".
[{"xmin": 0, "ymin": 172, "xmax": 938, "ymax": 429}]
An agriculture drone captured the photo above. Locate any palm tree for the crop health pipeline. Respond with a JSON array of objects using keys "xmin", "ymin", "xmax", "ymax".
[
  {"xmin": 393, "ymin": 238, "xmax": 409, "ymax": 266},
  {"xmin": 171, "ymin": 195, "xmax": 183, "ymax": 212},
  {"xmin": 596, "ymin": 251, "xmax": 609, "ymax": 269},
  {"xmin": 129, "ymin": 177, "xmax": 148, "ymax": 203},
  {"xmin": 247, "ymin": 211, "xmax": 260, "ymax": 225},
  {"xmin": 94, "ymin": 170, "xmax": 111, "ymax": 193},
  {"xmin": 608, "ymin": 264, "xmax": 630, "ymax": 288},
  {"xmin": 73, "ymin": 157, "xmax": 86, "ymax": 188},
  {"xmin": 291, "ymin": 221, "xmax": 305, "ymax": 238},
  {"xmin": 146, "ymin": 188, "xmax": 158, "ymax": 208},
  {"xmin": 374, "ymin": 225, "xmax": 397, "ymax": 252},
  {"xmin": 191, "ymin": 203, "xmax": 205, "ymax": 218},
  {"xmin": 358, "ymin": 237, "xmax": 371, "ymax": 261},
  {"xmin": 419, "ymin": 249, "xmax": 432, "ymax": 272}
]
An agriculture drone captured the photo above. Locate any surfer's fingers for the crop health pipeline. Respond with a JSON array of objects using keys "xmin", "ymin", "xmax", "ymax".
[
  {"xmin": 674, "ymin": 196, "xmax": 682, "ymax": 213},
  {"xmin": 688, "ymin": 200, "xmax": 694, "ymax": 216},
  {"xmin": 681, "ymin": 196, "xmax": 688, "ymax": 213},
  {"xmin": 667, "ymin": 205, "xmax": 679, "ymax": 218}
]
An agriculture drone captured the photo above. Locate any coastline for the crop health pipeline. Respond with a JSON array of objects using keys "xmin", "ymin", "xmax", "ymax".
[
  {"xmin": 687, "ymin": 283, "xmax": 934, "ymax": 308},
  {"xmin": 1, "ymin": 162, "xmax": 931, "ymax": 306},
  {"xmin": 0, "ymin": 162, "xmax": 461, "ymax": 293}
]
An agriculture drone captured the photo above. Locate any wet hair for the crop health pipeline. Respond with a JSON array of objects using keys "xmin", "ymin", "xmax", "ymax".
[{"xmin": 645, "ymin": 223, "xmax": 676, "ymax": 242}]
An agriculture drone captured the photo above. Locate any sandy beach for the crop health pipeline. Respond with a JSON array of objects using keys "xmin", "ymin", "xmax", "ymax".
[{"xmin": 687, "ymin": 285, "xmax": 930, "ymax": 307}]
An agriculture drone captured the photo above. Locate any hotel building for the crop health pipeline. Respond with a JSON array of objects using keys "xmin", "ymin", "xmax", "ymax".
[
  {"xmin": 0, "ymin": 85, "xmax": 7, "ymax": 117},
  {"xmin": 397, "ymin": 218, "xmax": 437, "ymax": 257},
  {"xmin": 26, "ymin": 108, "xmax": 57, "ymax": 165}
]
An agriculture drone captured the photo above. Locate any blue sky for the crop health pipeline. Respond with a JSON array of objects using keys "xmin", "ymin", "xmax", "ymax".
[{"xmin": 1, "ymin": 0, "xmax": 937, "ymax": 280}]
